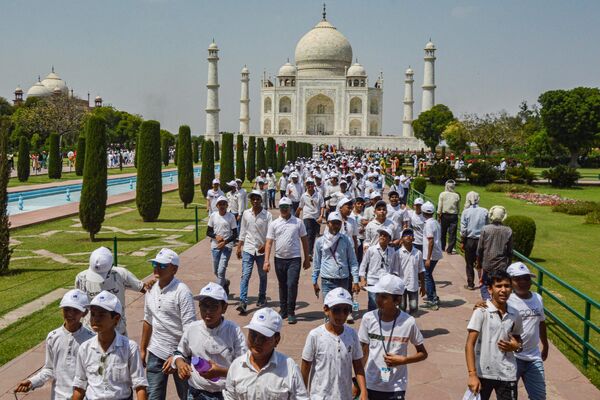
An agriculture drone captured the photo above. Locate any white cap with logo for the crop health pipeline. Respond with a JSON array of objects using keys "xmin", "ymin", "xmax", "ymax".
[
  {"xmin": 421, "ymin": 201, "xmax": 435, "ymax": 214},
  {"xmin": 279, "ymin": 197, "xmax": 293, "ymax": 206},
  {"xmin": 212, "ymin": 178, "xmax": 220, "ymax": 185},
  {"xmin": 327, "ymin": 212, "xmax": 342, "ymax": 222},
  {"xmin": 507, "ymin": 262, "xmax": 536, "ymax": 277},
  {"xmin": 244, "ymin": 307, "xmax": 282, "ymax": 337},
  {"xmin": 90, "ymin": 290, "xmax": 123, "ymax": 315},
  {"xmin": 193, "ymin": 282, "xmax": 228, "ymax": 302},
  {"xmin": 149, "ymin": 248, "xmax": 180, "ymax": 266},
  {"xmin": 60, "ymin": 289, "xmax": 90, "ymax": 312},
  {"xmin": 87, "ymin": 247, "xmax": 114, "ymax": 283},
  {"xmin": 366, "ymin": 273, "xmax": 406, "ymax": 295},
  {"xmin": 413, "ymin": 197, "xmax": 424, "ymax": 205},
  {"xmin": 324, "ymin": 287, "xmax": 353, "ymax": 308}
]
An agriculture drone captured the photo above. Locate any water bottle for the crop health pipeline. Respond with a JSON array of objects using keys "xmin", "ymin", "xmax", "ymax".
[
  {"xmin": 191, "ymin": 356, "xmax": 219, "ymax": 382},
  {"xmin": 352, "ymin": 300, "xmax": 360, "ymax": 312}
]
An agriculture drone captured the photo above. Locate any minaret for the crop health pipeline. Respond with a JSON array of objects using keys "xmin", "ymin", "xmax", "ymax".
[
  {"xmin": 421, "ymin": 39, "xmax": 436, "ymax": 112},
  {"xmin": 239, "ymin": 65, "xmax": 250, "ymax": 135},
  {"xmin": 403, "ymin": 67, "xmax": 414, "ymax": 137},
  {"xmin": 205, "ymin": 40, "xmax": 220, "ymax": 141}
]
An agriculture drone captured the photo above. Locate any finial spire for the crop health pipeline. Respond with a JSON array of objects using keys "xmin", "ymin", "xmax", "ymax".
[
  {"xmin": 287, "ymin": 57, "xmax": 290, "ymax": 63},
  {"xmin": 38, "ymin": 75, "xmax": 41, "ymax": 82},
  {"xmin": 322, "ymin": 3, "xmax": 326, "ymax": 20},
  {"xmin": 51, "ymin": 65, "xmax": 54, "ymax": 73}
]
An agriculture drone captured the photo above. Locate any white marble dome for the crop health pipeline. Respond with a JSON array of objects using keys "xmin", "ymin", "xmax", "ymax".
[
  {"xmin": 347, "ymin": 62, "xmax": 366, "ymax": 77},
  {"xmin": 425, "ymin": 41, "xmax": 436, "ymax": 50},
  {"xmin": 278, "ymin": 62, "xmax": 297, "ymax": 76},
  {"xmin": 294, "ymin": 19, "xmax": 353, "ymax": 78},
  {"xmin": 405, "ymin": 67, "xmax": 414, "ymax": 75},
  {"xmin": 41, "ymin": 71, "xmax": 68, "ymax": 94},
  {"xmin": 27, "ymin": 80, "xmax": 52, "ymax": 97}
]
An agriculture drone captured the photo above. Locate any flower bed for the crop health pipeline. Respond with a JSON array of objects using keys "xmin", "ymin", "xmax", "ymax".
[{"xmin": 507, "ymin": 192, "xmax": 577, "ymax": 207}]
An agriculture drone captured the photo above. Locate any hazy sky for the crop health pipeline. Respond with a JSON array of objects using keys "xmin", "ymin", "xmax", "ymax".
[{"xmin": 1, "ymin": 0, "xmax": 599, "ymax": 135}]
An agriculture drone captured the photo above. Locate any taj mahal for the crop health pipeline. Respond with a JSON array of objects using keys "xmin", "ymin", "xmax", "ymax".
[{"xmin": 205, "ymin": 6, "xmax": 437, "ymax": 150}]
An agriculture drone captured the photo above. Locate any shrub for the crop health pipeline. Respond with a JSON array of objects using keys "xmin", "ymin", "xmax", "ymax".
[
  {"xmin": 79, "ymin": 115, "xmax": 108, "ymax": 241},
  {"xmin": 0, "ymin": 118, "xmax": 12, "ymax": 273},
  {"xmin": 177, "ymin": 125, "xmax": 194, "ymax": 208},
  {"xmin": 464, "ymin": 161, "xmax": 499, "ymax": 186},
  {"xmin": 236, "ymin": 134, "xmax": 245, "ymax": 182},
  {"xmin": 412, "ymin": 177, "xmax": 427, "ymax": 195},
  {"xmin": 504, "ymin": 215, "xmax": 536, "ymax": 258},
  {"xmin": 506, "ymin": 166, "xmax": 536, "ymax": 185},
  {"xmin": 161, "ymin": 135, "xmax": 170, "ymax": 166},
  {"xmin": 286, "ymin": 140, "xmax": 295, "ymax": 163},
  {"xmin": 136, "ymin": 120, "xmax": 162, "ymax": 222},
  {"xmin": 277, "ymin": 146, "xmax": 285, "ymax": 172},
  {"xmin": 541, "ymin": 165, "xmax": 580, "ymax": 188},
  {"xmin": 257, "ymin": 138, "xmax": 266, "ymax": 174},
  {"xmin": 17, "ymin": 136, "xmax": 30, "ymax": 182},
  {"xmin": 486, "ymin": 183, "xmax": 536, "ymax": 193},
  {"xmin": 220, "ymin": 133, "xmax": 235, "ymax": 186},
  {"xmin": 246, "ymin": 136, "xmax": 256, "ymax": 182},
  {"xmin": 426, "ymin": 162, "xmax": 457, "ymax": 185},
  {"xmin": 214, "ymin": 140, "xmax": 220, "ymax": 162},
  {"xmin": 200, "ymin": 139, "xmax": 215, "ymax": 197},
  {"xmin": 266, "ymin": 137, "xmax": 276, "ymax": 170},
  {"xmin": 551, "ymin": 201, "xmax": 599, "ymax": 215},
  {"xmin": 75, "ymin": 136, "xmax": 85, "ymax": 176},
  {"xmin": 192, "ymin": 138, "xmax": 200, "ymax": 163},
  {"xmin": 585, "ymin": 210, "xmax": 600, "ymax": 224},
  {"xmin": 47, "ymin": 133, "xmax": 62, "ymax": 179}
]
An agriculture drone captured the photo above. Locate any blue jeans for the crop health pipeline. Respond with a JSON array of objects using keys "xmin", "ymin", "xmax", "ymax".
[
  {"xmin": 424, "ymin": 259, "xmax": 439, "ymax": 303},
  {"xmin": 268, "ymin": 189, "xmax": 276, "ymax": 209},
  {"xmin": 239, "ymin": 251, "xmax": 267, "ymax": 304},
  {"xmin": 147, "ymin": 352, "xmax": 188, "ymax": 400},
  {"xmin": 480, "ymin": 270, "xmax": 491, "ymax": 300},
  {"xmin": 188, "ymin": 387, "xmax": 223, "ymax": 400},
  {"xmin": 211, "ymin": 247, "xmax": 232, "ymax": 289},
  {"xmin": 321, "ymin": 277, "xmax": 350, "ymax": 302},
  {"xmin": 517, "ymin": 358, "xmax": 546, "ymax": 400},
  {"xmin": 274, "ymin": 257, "xmax": 301, "ymax": 316}
]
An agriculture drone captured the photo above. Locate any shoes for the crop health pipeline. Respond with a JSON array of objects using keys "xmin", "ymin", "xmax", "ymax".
[
  {"xmin": 236, "ymin": 302, "xmax": 247, "ymax": 315},
  {"xmin": 422, "ymin": 301, "xmax": 440, "ymax": 311},
  {"xmin": 224, "ymin": 279, "xmax": 231, "ymax": 296},
  {"xmin": 288, "ymin": 315, "xmax": 297, "ymax": 324},
  {"xmin": 464, "ymin": 285, "xmax": 476, "ymax": 291},
  {"xmin": 256, "ymin": 298, "xmax": 267, "ymax": 308},
  {"xmin": 279, "ymin": 310, "xmax": 289, "ymax": 319}
]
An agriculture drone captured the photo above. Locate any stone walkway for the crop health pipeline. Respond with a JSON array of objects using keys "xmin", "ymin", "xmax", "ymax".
[{"xmin": 1, "ymin": 234, "xmax": 598, "ymax": 399}]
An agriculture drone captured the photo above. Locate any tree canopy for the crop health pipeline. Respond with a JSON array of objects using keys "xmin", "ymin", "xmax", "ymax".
[{"xmin": 412, "ymin": 104, "xmax": 454, "ymax": 152}]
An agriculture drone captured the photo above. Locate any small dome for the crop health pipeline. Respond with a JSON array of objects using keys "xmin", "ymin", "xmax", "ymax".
[
  {"xmin": 347, "ymin": 62, "xmax": 366, "ymax": 77},
  {"xmin": 41, "ymin": 70, "xmax": 68, "ymax": 94},
  {"xmin": 405, "ymin": 67, "xmax": 414, "ymax": 75},
  {"xmin": 15, "ymin": 86, "xmax": 23, "ymax": 94},
  {"xmin": 95, "ymin": 95, "xmax": 102, "ymax": 101},
  {"xmin": 241, "ymin": 65, "xmax": 249, "ymax": 74},
  {"xmin": 27, "ymin": 80, "xmax": 52, "ymax": 97},
  {"xmin": 52, "ymin": 87, "xmax": 62, "ymax": 95},
  {"xmin": 278, "ymin": 62, "xmax": 297, "ymax": 76},
  {"xmin": 425, "ymin": 41, "xmax": 436, "ymax": 50},
  {"xmin": 208, "ymin": 41, "xmax": 218, "ymax": 50}
]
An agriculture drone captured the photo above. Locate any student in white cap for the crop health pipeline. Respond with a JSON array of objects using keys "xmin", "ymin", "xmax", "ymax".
[
  {"xmin": 266, "ymin": 168, "xmax": 277, "ymax": 209},
  {"xmin": 394, "ymin": 229, "xmax": 425, "ymax": 315},
  {"xmin": 286, "ymin": 173, "xmax": 304, "ymax": 214},
  {"xmin": 324, "ymin": 174, "xmax": 342, "ymax": 213},
  {"xmin": 236, "ymin": 190, "xmax": 273, "ymax": 314},
  {"xmin": 363, "ymin": 191, "xmax": 382, "ymax": 222},
  {"xmin": 14, "ymin": 289, "xmax": 95, "ymax": 399},
  {"xmin": 421, "ymin": 201, "xmax": 443, "ymax": 310},
  {"xmin": 358, "ymin": 273, "xmax": 428, "ymax": 400},
  {"xmin": 141, "ymin": 248, "xmax": 196, "ymax": 400},
  {"xmin": 301, "ymin": 287, "xmax": 367, "ymax": 400},
  {"xmin": 226, "ymin": 180, "xmax": 246, "ymax": 230},
  {"xmin": 207, "ymin": 196, "xmax": 238, "ymax": 295},
  {"xmin": 389, "ymin": 176, "xmax": 405, "ymax": 200},
  {"xmin": 75, "ymin": 246, "xmax": 149, "ymax": 335},
  {"xmin": 364, "ymin": 200, "xmax": 400, "ymax": 251},
  {"xmin": 72, "ymin": 291, "xmax": 148, "ymax": 400},
  {"xmin": 174, "ymin": 283, "xmax": 247, "ymax": 400},
  {"xmin": 278, "ymin": 171, "xmax": 289, "ymax": 200},
  {"xmin": 206, "ymin": 179, "xmax": 224, "ymax": 216},
  {"xmin": 405, "ymin": 198, "xmax": 426, "ymax": 252},
  {"xmin": 223, "ymin": 308, "xmax": 309, "ymax": 399},
  {"xmin": 460, "ymin": 191, "xmax": 488, "ymax": 290},
  {"xmin": 295, "ymin": 177, "xmax": 325, "ymax": 257}
]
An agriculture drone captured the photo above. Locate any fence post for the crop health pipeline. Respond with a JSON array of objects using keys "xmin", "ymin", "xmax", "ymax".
[
  {"xmin": 583, "ymin": 302, "xmax": 591, "ymax": 368},
  {"xmin": 113, "ymin": 236, "xmax": 118, "ymax": 266},
  {"xmin": 195, "ymin": 205, "xmax": 199, "ymax": 243}
]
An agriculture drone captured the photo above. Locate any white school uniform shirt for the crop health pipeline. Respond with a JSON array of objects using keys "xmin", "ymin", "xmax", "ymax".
[
  {"xmin": 298, "ymin": 191, "xmax": 324, "ymax": 220},
  {"xmin": 394, "ymin": 246, "xmax": 425, "ymax": 293},
  {"xmin": 73, "ymin": 332, "xmax": 148, "ymax": 400},
  {"xmin": 422, "ymin": 218, "xmax": 443, "ymax": 261},
  {"xmin": 508, "ymin": 293, "xmax": 546, "ymax": 362},
  {"xmin": 239, "ymin": 208, "xmax": 272, "ymax": 256},
  {"xmin": 406, "ymin": 210, "xmax": 426, "ymax": 246},
  {"xmin": 278, "ymin": 176, "xmax": 288, "ymax": 191},
  {"xmin": 389, "ymin": 184, "xmax": 404, "ymax": 198},
  {"xmin": 173, "ymin": 319, "xmax": 247, "ymax": 392},
  {"xmin": 206, "ymin": 188, "xmax": 225, "ymax": 214},
  {"xmin": 266, "ymin": 215, "xmax": 307, "ymax": 259},
  {"xmin": 364, "ymin": 218, "xmax": 399, "ymax": 249},
  {"xmin": 266, "ymin": 174, "xmax": 277, "ymax": 190},
  {"xmin": 227, "ymin": 190, "xmax": 245, "ymax": 215},
  {"xmin": 75, "ymin": 267, "xmax": 143, "ymax": 336},
  {"xmin": 286, "ymin": 182, "xmax": 303, "ymax": 202},
  {"xmin": 359, "ymin": 244, "xmax": 398, "ymax": 285},
  {"xmin": 358, "ymin": 310, "xmax": 424, "ymax": 393},
  {"xmin": 387, "ymin": 204, "xmax": 408, "ymax": 227},
  {"xmin": 208, "ymin": 212, "xmax": 237, "ymax": 249},
  {"xmin": 301, "ymin": 324, "xmax": 363, "ymax": 400},
  {"xmin": 223, "ymin": 350, "xmax": 309, "ymax": 400},
  {"xmin": 143, "ymin": 278, "xmax": 196, "ymax": 361},
  {"xmin": 29, "ymin": 325, "xmax": 95, "ymax": 400},
  {"xmin": 351, "ymin": 210, "xmax": 366, "ymax": 240}
]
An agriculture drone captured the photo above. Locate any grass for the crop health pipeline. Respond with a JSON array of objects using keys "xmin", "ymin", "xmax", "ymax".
[
  {"xmin": 421, "ymin": 182, "xmax": 600, "ymax": 386},
  {"xmin": 529, "ymin": 167, "xmax": 600, "ymax": 181}
]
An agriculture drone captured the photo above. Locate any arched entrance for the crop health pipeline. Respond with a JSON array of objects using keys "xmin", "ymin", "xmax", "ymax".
[
  {"xmin": 263, "ymin": 118, "xmax": 272, "ymax": 134},
  {"xmin": 306, "ymin": 94, "xmax": 334, "ymax": 135},
  {"xmin": 278, "ymin": 118, "xmax": 291, "ymax": 134},
  {"xmin": 349, "ymin": 119, "xmax": 361, "ymax": 136}
]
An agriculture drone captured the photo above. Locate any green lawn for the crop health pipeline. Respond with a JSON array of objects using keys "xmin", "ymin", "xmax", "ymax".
[
  {"xmin": 529, "ymin": 167, "xmax": 600, "ymax": 181},
  {"xmin": 421, "ymin": 183, "xmax": 600, "ymax": 385}
]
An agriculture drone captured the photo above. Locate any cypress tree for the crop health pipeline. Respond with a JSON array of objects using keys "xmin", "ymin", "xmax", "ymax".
[
  {"xmin": 192, "ymin": 138, "xmax": 200, "ymax": 163},
  {"xmin": 48, "ymin": 133, "xmax": 62, "ymax": 179},
  {"xmin": 161, "ymin": 135, "xmax": 170, "ymax": 166},
  {"xmin": 236, "ymin": 134, "xmax": 245, "ymax": 182},
  {"xmin": 246, "ymin": 136, "xmax": 256, "ymax": 182},
  {"xmin": 79, "ymin": 115, "xmax": 108, "ymax": 241},
  {"xmin": 17, "ymin": 136, "xmax": 30, "ymax": 182},
  {"xmin": 266, "ymin": 137, "xmax": 276, "ymax": 170},
  {"xmin": 198, "ymin": 136, "xmax": 205, "ymax": 162},
  {"xmin": 200, "ymin": 139, "xmax": 215, "ymax": 197},
  {"xmin": 257, "ymin": 138, "xmax": 266, "ymax": 174},
  {"xmin": 221, "ymin": 133, "xmax": 235, "ymax": 185},
  {"xmin": 75, "ymin": 135, "xmax": 85, "ymax": 176},
  {"xmin": 136, "ymin": 120, "xmax": 162, "ymax": 222},
  {"xmin": 286, "ymin": 140, "xmax": 294, "ymax": 163},
  {"xmin": 0, "ymin": 117, "xmax": 12, "ymax": 273},
  {"xmin": 277, "ymin": 146, "xmax": 285, "ymax": 172},
  {"xmin": 214, "ymin": 140, "xmax": 220, "ymax": 162},
  {"xmin": 177, "ymin": 125, "xmax": 194, "ymax": 208}
]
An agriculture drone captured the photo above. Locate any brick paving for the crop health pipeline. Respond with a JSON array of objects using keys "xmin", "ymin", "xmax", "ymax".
[{"xmin": 1, "ymin": 235, "xmax": 598, "ymax": 399}]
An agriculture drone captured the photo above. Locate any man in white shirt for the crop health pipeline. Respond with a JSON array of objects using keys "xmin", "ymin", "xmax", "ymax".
[
  {"xmin": 405, "ymin": 198, "xmax": 426, "ymax": 253},
  {"xmin": 207, "ymin": 196, "xmax": 238, "ymax": 295},
  {"xmin": 421, "ymin": 201, "xmax": 443, "ymax": 310},
  {"xmin": 296, "ymin": 178, "xmax": 325, "ymax": 257},
  {"xmin": 206, "ymin": 179, "xmax": 224, "ymax": 216},
  {"xmin": 393, "ymin": 229, "xmax": 425, "ymax": 315},
  {"xmin": 141, "ymin": 248, "xmax": 196, "ymax": 400},
  {"xmin": 286, "ymin": 173, "xmax": 304, "ymax": 214},
  {"xmin": 236, "ymin": 190, "xmax": 273, "ymax": 314},
  {"xmin": 364, "ymin": 201, "xmax": 400, "ymax": 250},
  {"xmin": 278, "ymin": 171, "xmax": 289, "ymax": 200},
  {"xmin": 264, "ymin": 197, "xmax": 310, "ymax": 325},
  {"xmin": 324, "ymin": 174, "xmax": 342, "ymax": 213}
]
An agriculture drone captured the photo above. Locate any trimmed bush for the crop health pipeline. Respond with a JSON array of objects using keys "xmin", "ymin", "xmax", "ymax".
[
  {"xmin": 17, "ymin": 136, "xmax": 30, "ymax": 182},
  {"xmin": 256, "ymin": 138, "xmax": 266, "ymax": 174},
  {"xmin": 200, "ymin": 139, "xmax": 215, "ymax": 197},
  {"xmin": 504, "ymin": 215, "xmax": 536, "ymax": 257},
  {"xmin": 246, "ymin": 136, "xmax": 256, "ymax": 182},
  {"xmin": 426, "ymin": 162, "xmax": 457, "ymax": 185},
  {"xmin": 506, "ymin": 166, "xmax": 536, "ymax": 185},
  {"xmin": 177, "ymin": 125, "xmax": 194, "ymax": 208},
  {"xmin": 0, "ymin": 118, "xmax": 12, "ymax": 273},
  {"xmin": 486, "ymin": 183, "xmax": 536, "ymax": 193},
  {"xmin": 551, "ymin": 201, "xmax": 599, "ymax": 215},
  {"xmin": 79, "ymin": 115, "xmax": 108, "ymax": 241},
  {"xmin": 541, "ymin": 165, "xmax": 580, "ymax": 188},
  {"xmin": 161, "ymin": 135, "xmax": 170, "ymax": 166},
  {"xmin": 214, "ymin": 140, "xmax": 220, "ymax": 162},
  {"xmin": 48, "ymin": 133, "xmax": 62, "ymax": 179},
  {"xmin": 192, "ymin": 138, "xmax": 200, "ymax": 163},
  {"xmin": 464, "ymin": 161, "xmax": 499, "ymax": 186},
  {"xmin": 198, "ymin": 136, "xmax": 205, "ymax": 162},
  {"xmin": 136, "ymin": 120, "xmax": 163, "ymax": 222},
  {"xmin": 236, "ymin": 134, "xmax": 245, "ymax": 182},
  {"xmin": 412, "ymin": 177, "xmax": 427, "ymax": 195},
  {"xmin": 585, "ymin": 210, "xmax": 600, "ymax": 224},
  {"xmin": 267, "ymin": 137, "xmax": 276, "ymax": 170},
  {"xmin": 220, "ymin": 133, "xmax": 235, "ymax": 187},
  {"xmin": 277, "ymin": 146, "xmax": 285, "ymax": 172},
  {"xmin": 75, "ymin": 136, "xmax": 85, "ymax": 176},
  {"xmin": 286, "ymin": 140, "xmax": 295, "ymax": 163}
]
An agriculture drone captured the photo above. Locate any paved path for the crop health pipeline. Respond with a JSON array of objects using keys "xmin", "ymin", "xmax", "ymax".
[
  {"xmin": 0, "ymin": 288, "xmax": 69, "ymax": 330},
  {"xmin": 1, "ymin": 237, "xmax": 598, "ymax": 399}
]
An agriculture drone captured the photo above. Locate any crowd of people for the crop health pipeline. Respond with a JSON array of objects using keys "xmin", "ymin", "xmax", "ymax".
[{"xmin": 14, "ymin": 152, "xmax": 549, "ymax": 400}]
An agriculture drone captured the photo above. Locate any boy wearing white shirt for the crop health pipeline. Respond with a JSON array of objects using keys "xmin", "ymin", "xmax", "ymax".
[
  {"xmin": 405, "ymin": 198, "xmax": 426, "ymax": 253},
  {"xmin": 421, "ymin": 201, "xmax": 443, "ymax": 310},
  {"xmin": 393, "ymin": 229, "xmax": 425, "ymax": 315},
  {"xmin": 15, "ymin": 289, "xmax": 94, "ymax": 400},
  {"xmin": 207, "ymin": 197, "xmax": 238, "ymax": 295},
  {"xmin": 278, "ymin": 172, "xmax": 288, "ymax": 200},
  {"xmin": 364, "ymin": 201, "xmax": 400, "ymax": 250},
  {"xmin": 206, "ymin": 179, "xmax": 225, "ymax": 216},
  {"xmin": 296, "ymin": 178, "xmax": 325, "ymax": 257}
]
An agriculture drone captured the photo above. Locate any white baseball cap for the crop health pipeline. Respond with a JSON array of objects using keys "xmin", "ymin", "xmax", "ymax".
[
  {"xmin": 338, "ymin": 197, "xmax": 353, "ymax": 209},
  {"xmin": 366, "ymin": 273, "xmax": 406, "ymax": 295},
  {"xmin": 212, "ymin": 178, "xmax": 220, "ymax": 185},
  {"xmin": 227, "ymin": 180, "xmax": 237, "ymax": 187},
  {"xmin": 149, "ymin": 248, "xmax": 180, "ymax": 266},
  {"xmin": 244, "ymin": 307, "xmax": 282, "ymax": 337},
  {"xmin": 87, "ymin": 247, "xmax": 114, "ymax": 283},
  {"xmin": 413, "ymin": 198, "xmax": 424, "ymax": 205},
  {"xmin": 279, "ymin": 197, "xmax": 293, "ymax": 206},
  {"xmin": 327, "ymin": 212, "xmax": 342, "ymax": 222},
  {"xmin": 377, "ymin": 226, "xmax": 394, "ymax": 238},
  {"xmin": 193, "ymin": 282, "xmax": 228, "ymax": 302},
  {"xmin": 215, "ymin": 195, "xmax": 228, "ymax": 205},
  {"xmin": 370, "ymin": 191, "xmax": 382, "ymax": 200},
  {"xmin": 290, "ymin": 172, "xmax": 299, "ymax": 178},
  {"xmin": 268, "ymin": 168, "xmax": 273, "ymax": 173},
  {"xmin": 90, "ymin": 290, "xmax": 123, "ymax": 315},
  {"xmin": 421, "ymin": 201, "xmax": 435, "ymax": 214},
  {"xmin": 324, "ymin": 287, "xmax": 353, "ymax": 308},
  {"xmin": 60, "ymin": 289, "xmax": 90, "ymax": 312},
  {"xmin": 248, "ymin": 190, "xmax": 263, "ymax": 199},
  {"xmin": 507, "ymin": 262, "xmax": 536, "ymax": 278},
  {"xmin": 305, "ymin": 177, "xmax": 315, "ymax": 184}
]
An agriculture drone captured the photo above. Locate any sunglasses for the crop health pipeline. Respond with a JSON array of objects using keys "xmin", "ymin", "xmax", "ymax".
[
  {"xmin": 152, "ymin": 261, "xmax": 170, "ymax": 269},
  {"xmin": 97, "ymin": 354, "xmax": 108, "ymax": 376},
  {"xmin": 279, "ymin": 205, "xmax": 291, "ymax": 209}
]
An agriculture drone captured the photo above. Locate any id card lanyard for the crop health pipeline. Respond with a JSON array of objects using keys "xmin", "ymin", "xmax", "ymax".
[{"xmin": 378, "ymin": 310, "xmax": 398, "ymax": 355}]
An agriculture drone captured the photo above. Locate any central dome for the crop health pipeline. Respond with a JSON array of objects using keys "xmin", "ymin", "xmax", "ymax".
[{"xmin": 294, "ymin": 18, "xmax": 353, "ymax": 78}]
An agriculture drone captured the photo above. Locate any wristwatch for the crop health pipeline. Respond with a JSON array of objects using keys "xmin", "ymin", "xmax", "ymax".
[{"xmin": 515, "ymin": 343, "xmax": 524, "ymax": 353}]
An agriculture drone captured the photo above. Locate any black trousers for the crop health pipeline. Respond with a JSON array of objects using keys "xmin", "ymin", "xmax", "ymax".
[
  {"xmin": 304, "ymin": 218, "xmax": 320, "ymax": 256},
  {"xmin": 440, "ymin": 213, "xmax": 458, "ymax": 252},
  {"xmin": 464, "ymin": 237, "xmax": 479, "ymax": 287},
  {"xmin": 480, "ymin": 378, "xmax": 518, "ymax": 400}
]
